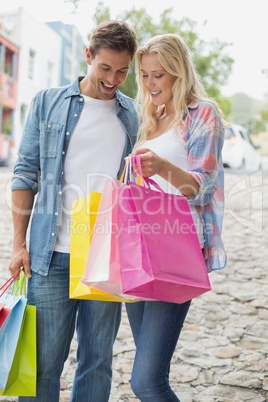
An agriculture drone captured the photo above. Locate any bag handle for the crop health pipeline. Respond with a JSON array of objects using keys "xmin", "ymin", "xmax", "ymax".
[
  {"xmin": 12, "ymin": 270, "xmax": 27, "ymax": 297},
  {"xmin": 120, "ymin": 158, "xmax": 128, "ymax": 182},
  {"xmin": 131, "ymin": 154, "xmax": 165, "ymax": 194},
  {"xmin": 120, "ymin": 156, "xmax": 136, "ymax": 184},
  {"xmin": 143, "ymin": 177, "xmax": 165, "ymax": 193},
  {"xmin": 0, "ymin": 271, "xmax": 20, "ymax": 297}
]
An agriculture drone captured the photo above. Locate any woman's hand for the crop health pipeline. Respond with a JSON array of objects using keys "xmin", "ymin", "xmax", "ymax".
[
  {"xmin": 132, "ymin": 148, "xmax": 164, "ymax": 177},
  {"xmin": 131, "ymin": 148, "xmax": 199, "ymax": 198}
]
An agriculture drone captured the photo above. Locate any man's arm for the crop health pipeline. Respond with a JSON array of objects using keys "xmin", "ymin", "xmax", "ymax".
[{"xmin": 8, "ymin": 189, "xmax": 35, "ymax": 278}]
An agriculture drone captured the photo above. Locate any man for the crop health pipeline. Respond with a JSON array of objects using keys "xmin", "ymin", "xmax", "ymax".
[{"xmin": 9, "ymin": 20, "xmax": 138, "ymax": 401}]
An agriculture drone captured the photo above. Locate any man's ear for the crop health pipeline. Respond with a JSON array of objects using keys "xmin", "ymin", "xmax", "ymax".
[{"xmin": 85, "ymin": 48, "xmax": 92, "ymax": 66}]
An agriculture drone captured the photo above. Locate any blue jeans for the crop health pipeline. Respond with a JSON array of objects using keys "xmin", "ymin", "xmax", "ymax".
[
  {"xmin": 126, "ymin": 300, "xmax": 191, "ymax": 402},
  {"xmin": 19, "ymin": 252, "xmax": 121, "ymax": 402}
]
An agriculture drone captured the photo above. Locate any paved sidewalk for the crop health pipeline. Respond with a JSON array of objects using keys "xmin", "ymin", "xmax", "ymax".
[{"xmin": 0, "ymin": 167, "xmax": 267, "ymax": 401}]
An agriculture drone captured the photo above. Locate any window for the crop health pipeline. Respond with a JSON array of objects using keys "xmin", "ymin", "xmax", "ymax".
[
  {"xmin": 64, "ymin": 47, "xmax": 72, "ymax": 81},
  {"xmin": 224, "ymin": 128, "xmax": 235, "ymax": 139},
  {"xmin": 28, "ymin": 49, "xmax": 36, "ymax": 80},
  {"xmin": 20, "ymin": 103, "xmax": 28, "ymax": 126},
  {"xmin": 47, "ymin": 61, "xmax": 54, "ymax": 88}
]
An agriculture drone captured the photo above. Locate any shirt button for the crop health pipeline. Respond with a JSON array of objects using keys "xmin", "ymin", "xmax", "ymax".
[
  {"xmin": 61, "ymin": 171, "xmax": 64, "ymax": 175},
  {"xmin": 48, "ymin": 124, "xmax": 51, "ymax": 128},
  {"xmin": 51, "ymin": 232, "xmax": 55, "ymax": 236},
  {"xmin": 80, "ymin": 97, "xmax": 83, "ymax": 102},
  {"xmin": 55, "ymin": 212, "xmax": 59, "ymax": 216},
  {"xmin": 66, "ymin": 132, "xmax": 70, "ymax": 136},
  {"xmin": 74, "ymin": 113, "xmax": 78, "ymax": 117},
  {"xmin": 62, "ymin": 151, "xmax": 65, "ymax": 155},
  {"xmin": 59, "ymin": 191, "xmax": 62, "ymax": 195}
]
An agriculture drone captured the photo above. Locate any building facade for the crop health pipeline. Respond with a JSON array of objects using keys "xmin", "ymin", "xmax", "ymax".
[
  {"xmin": 0, "ymin": 8, "xmax": 86, "ymax": 164},
  {"xmin": 0, "ymin": 29, "xmax": 19, "ymax": 165},
  {"xmin": 46, "ymin": 21, "xmax": 86, "ymax": 87}
]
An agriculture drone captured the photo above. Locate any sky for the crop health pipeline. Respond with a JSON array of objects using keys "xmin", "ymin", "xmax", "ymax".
[{"xmin": 1, "ymin": 0, "xmax": 268, "ymax": 102}]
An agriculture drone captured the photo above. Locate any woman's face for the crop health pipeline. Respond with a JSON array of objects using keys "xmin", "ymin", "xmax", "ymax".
[{"xmin": 140, "ymin": 53, "xmax": 177, "ymax": 109}]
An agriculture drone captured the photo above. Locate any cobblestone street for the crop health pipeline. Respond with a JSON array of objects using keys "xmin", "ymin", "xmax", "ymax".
[{"xmin": 0, "ymin": 165, "xmax": 268, "ymax": 402}]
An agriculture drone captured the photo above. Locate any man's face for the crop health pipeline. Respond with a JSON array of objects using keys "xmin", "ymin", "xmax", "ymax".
[{"xmin": 85, "ymin": 48, "xmax": 132, "ymax": 100}]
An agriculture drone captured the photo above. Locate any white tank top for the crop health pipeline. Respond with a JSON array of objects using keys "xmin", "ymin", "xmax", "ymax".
[{"xmin": 140, "ymin": 128, "xmax": 205, "ymax": 248}]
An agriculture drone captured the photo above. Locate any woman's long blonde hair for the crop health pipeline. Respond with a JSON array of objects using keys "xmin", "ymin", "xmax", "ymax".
[{"xmin": 134, "ymin": 34, "xmax": 225, "ymax": 148}]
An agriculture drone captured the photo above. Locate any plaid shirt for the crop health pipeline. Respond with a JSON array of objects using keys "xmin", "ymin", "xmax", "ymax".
[{"xmin": 180, "ymin": 101, "xmax": 227, "ymax": 272}]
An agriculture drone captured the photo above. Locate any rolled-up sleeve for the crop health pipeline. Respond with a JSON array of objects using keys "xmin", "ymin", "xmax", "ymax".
[
  {"xmin": 185, "ymin": 105, "xmax": 224, "ymax": 207},
  {"xmin": 11, "ymin": 94, "xmax": 41, "ymax": 195}
]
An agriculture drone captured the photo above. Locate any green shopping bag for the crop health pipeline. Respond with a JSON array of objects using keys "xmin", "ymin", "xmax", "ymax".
[
  {"xmin": 0, "ymin": 304, "xmax": 36, "ymax": 396},
  {"xmin": 0, "ymin": 273, "xmax": 27, "ymax": 391},
  {"xmin": 0, "ymin": 272, "xmax": 36, "ymax": 396}
]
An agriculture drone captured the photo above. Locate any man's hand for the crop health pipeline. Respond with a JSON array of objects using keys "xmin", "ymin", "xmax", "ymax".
[
  {"xmin": 9, "ymin": 246, "xmax": 32, "ymax": 278},
  {"xmin": 10, "ymin": 189, "xmax": 35, "ymax": 279}
]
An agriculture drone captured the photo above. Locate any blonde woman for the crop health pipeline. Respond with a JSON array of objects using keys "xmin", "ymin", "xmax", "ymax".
[{"xmin": 126, "ymin": 34, "xmax": 227, "ymax": 401}]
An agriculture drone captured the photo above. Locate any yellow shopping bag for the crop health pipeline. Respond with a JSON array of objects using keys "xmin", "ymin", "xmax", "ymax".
[{"xmin": 70, "ymin": 191, "xmax": 134, "ymax": 302}]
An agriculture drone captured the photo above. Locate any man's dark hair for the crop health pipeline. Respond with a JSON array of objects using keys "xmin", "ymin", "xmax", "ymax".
[{"xmin": 90, "ymin": 20, "xmax": 138, "ymax": 60}]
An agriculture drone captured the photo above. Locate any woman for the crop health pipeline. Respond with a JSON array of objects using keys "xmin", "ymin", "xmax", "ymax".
[{"xmin": 126, "ymin": 34, "xmax": 227, "ymax": 401}]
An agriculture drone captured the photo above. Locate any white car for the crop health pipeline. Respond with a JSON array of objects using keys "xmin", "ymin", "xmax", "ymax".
[{"xmin": 222, "ymin": 124, "xmax": 262, "ymax": 171}]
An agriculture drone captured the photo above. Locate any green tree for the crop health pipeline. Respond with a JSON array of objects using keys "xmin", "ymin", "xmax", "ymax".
[
  {"xmin": 89, "ymin": 3, "xmax": 234, "ymax": 118},
  {"xmin": 253, "ymin": 108, "xmax": 268, "ymax": 133},
  {"xmin": 91, "ymin": 1, "xmax": 111, "ymax": 25},
  {"xmin": 261, "ymin": 109, "xmax": 268, "ymax": 121},
  {"xmin": 64, "ymin": 0, "xmax": 81, "ymax": 12}
]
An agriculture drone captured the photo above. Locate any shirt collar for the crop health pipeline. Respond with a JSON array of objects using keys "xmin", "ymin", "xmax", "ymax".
[
  {"xmin": 187, "ymin": 101, "xmax": 200, "ymax": 109},
  {"xmin": 65, "ymin": 76, "xmax": 130, "ymax": 110},
  {"xmin": 65, "ymin": 77, "xmax": 82, "ymax": 98},
  {"xmin": 115, "ymin": 90, "xmax": 130, "ymax": 110}
]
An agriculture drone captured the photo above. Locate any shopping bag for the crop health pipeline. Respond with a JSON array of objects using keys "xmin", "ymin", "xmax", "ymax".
[
  {"xmin": 0, "ymin": 270, "xmax": 27, "ymax": 329},
  {"xmin": 81, "ymin": 179, "xmax": 145, "ymax": 301},
  {"xmin": 118, "ymin": 155, "xmax": 211, "ymax": 304},
  {"xmin": 0, "ymin": 304, "xmax": 36, "ymax": 396},
  {"xmin": 0, "ymin": 274, "xmax": 27, "ymax": 391},
  {"xmin": 0, "ymin": 302, "xmax": 11, "ymax": 329},
  {"xmin": 70, "ymin": 191, "xmax": 130, "ymax": 301}
]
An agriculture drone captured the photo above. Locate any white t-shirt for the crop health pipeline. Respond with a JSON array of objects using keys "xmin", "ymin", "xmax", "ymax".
[
  {"xmin": 54, "ymin": 95, "xmax": 125, "ymax": 252},
  {"xmin": 140, "ymin": 128, "xmax": 205, "ymax": 248}
]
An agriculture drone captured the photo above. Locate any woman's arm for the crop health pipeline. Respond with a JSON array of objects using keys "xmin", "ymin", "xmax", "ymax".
[{"xmin": 133, "ymin": 148, "xmax": 200, "ymax": 198}]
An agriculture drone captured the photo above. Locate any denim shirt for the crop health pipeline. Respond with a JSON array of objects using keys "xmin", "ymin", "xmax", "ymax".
[{"xmin": 11, "ymin": 77, "xmax": 138, "ymax": 276}]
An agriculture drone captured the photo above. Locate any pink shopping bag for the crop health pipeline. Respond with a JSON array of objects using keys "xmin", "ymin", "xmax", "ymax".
[
  {"xmin": 0, "ymin": 303, "xmax": 11, "ymax": 329},
  {"xmin": 0, "ymin": 274, "xmax": 21, "ymax": 329},
  {"xmin": 81, "ymin": 178, "xmax": 149, "ymax": 301},
  {"xmin": 117, "ymin": 156, "xmax": 211, "ymax": 304},
  {"xmin": 81, "ymin": 180, "xmax": 126, "ymax": 296}
]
